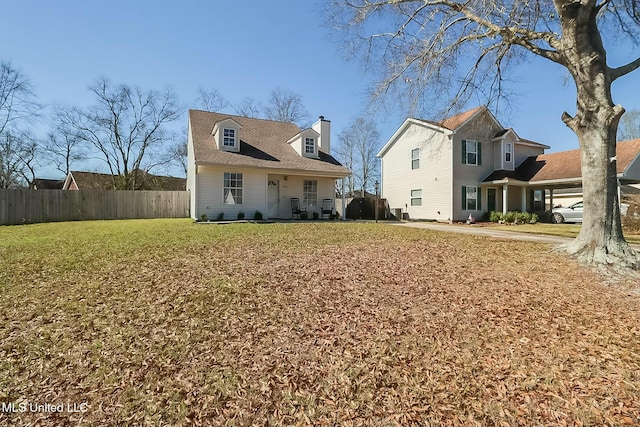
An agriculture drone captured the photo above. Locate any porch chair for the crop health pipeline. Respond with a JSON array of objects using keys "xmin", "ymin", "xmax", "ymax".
[
  {"xmin": 321, "ymin": 198, "xmax": 333, "ymax": 219},
  {"xmin": 291, "ymin": 198, "xmax": 306, "ymax": 219}
]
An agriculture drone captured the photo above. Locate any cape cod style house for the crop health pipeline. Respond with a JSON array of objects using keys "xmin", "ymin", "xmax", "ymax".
[
  {"xmin": 187, "ymin": 110, "xmax": 350, "ymax": 220},
  {"xmin": 377, "ymin": 106, "xmax": 640, "ymax": 222}
]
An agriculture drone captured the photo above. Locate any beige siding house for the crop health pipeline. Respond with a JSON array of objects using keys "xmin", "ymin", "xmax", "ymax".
[
  {"xmin": 187, "ymin": 110, "xmax": 350, "ymax": 220},
  {"xmin": 379, "ymin": 106, "xmax": 640, "ymax": 222},
  {"xmin": 377, "ymin": 106, "xmax": 549, "ymax": 221}
]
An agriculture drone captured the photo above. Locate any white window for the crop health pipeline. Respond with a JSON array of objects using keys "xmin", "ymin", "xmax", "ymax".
[
  {"xmin": 305, "ymin": 137, "xmax": 315, "ymax": 155},
  {"xmin": 462, "ymin": 186, "xmax": 479, "ymax": 210},
  {"xmin": 223, "ymin": 128, "xmax": 236, "ymax": 147},
  {"xmin": 411, "ymin": 189, "xmax": 422, "ymax": 206},
  {"xmin": 505, "ymin": 142, "xmax": 512, "ymax": 162},
  {"xmin": 303, "ymin": 180, "xmax": 317, "ymax": 207},
  {"xmin": 223, "ymin": 172, "xmax": 243, "ymax": 204},
  {"xmin": 411, "ymin": 148, "xmax": 420, "ymax": 170},
  {"xmin": 462, "ymin": 140, "xmax": 480, "ymax": 165}
]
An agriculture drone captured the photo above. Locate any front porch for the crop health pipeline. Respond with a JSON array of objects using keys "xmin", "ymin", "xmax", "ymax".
[
  {"xmin": 481, "ymin": 179, "xmax": 577, "ymax": 215},
  {"xmin": 266, "ymin": 173, "xmax": 339, "ymax": 220}
]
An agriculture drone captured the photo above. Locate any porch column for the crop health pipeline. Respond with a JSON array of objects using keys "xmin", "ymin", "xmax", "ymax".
[
  {"xmin": 521, "ymin": 187, "xmax": 527, "ymax": 212},
  {"xmin": 502, "ymin": 184, "xmax": 508, "ymax": 214},
  {"xmin": 549, "ymin": 189, "xmax": 554, "ymax": 211}
]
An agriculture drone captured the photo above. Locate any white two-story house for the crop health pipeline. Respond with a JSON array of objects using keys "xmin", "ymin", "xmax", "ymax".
[{"xmin": 377, "ymin": 106, "xmax": 550, "ymax": 221}]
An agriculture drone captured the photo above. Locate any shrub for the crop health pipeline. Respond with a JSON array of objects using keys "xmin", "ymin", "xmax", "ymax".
[
  {"xmin": 199, "ymin": 213, "xmax": 208, "ymax": 222},
  {"xmin": 254, "ymin": 211, "xmax": 263, "ymax": 220},
  {"xmin": 300, "ymin": 212, "xmax": 308, "ymax": 220},
  {"xmin": 312, "ymin": 211, "xmax": 319, "ymax": 220},
  {"xmin": 503, "ymin": 211, "xmax": 516, "ymax": 224},
  {"xmin": 489, "ymin": 211, "xmax": 503, "ymax": 223},
  {"xmin": 237, "ymin": 211, "xmax": 245, "ymax": 220},
  {"xmin": 490, "ymin": 211, "xmax": 539, "ymax": 224},
  {"xmin": 216, "ymin": 212, "xmax": 224, "ymax": 221}
]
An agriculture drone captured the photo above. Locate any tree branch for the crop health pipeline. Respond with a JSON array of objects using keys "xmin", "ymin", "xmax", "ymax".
[{"xmin": 609, "ymin": 56, "xmax": 640, "ymax": 81}]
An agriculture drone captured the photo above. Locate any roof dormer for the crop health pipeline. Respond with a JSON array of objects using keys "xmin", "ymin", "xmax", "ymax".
[
  {"xmin": 212, "ymin": 118, "xmax": 243, "ymax": 152},
  {"xmin": 287, "ymin": 128, "xmax": 320, "ymax": 158}
]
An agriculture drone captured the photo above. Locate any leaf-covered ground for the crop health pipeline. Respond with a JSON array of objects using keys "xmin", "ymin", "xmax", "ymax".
[{"xmin": 1, "ymin": 220, "xmax": 639, "ymax": 426}]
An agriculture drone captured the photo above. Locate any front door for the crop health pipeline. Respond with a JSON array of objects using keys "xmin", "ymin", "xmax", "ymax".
[
  {"xmin": 267, "ymin": 180, "xmax": 279, "ymax": 218},
  {"xmin": 487, "ymin": 188, "xmax": 496, "ymax": 212}
]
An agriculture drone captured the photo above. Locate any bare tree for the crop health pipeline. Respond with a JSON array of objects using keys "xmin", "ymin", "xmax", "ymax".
[
  {"xmin": 234, "ymin": 97, "xmax": 263, "ymax": 118},
  {"xmin": 164, "ymin": 139, "xmax": 188, "ymax": 177},
  {"xmin": 335, "ymin": 130, "xmax": 356, "ymax": 196},
  {"xmin": 264, "ymin": 87, "xmax": 310, "ymax": 126},
  {"xmin": 337, "ymin": 117, "xmax": 380, "ymax": 196},
  {"xmin": 618, "ymin": 109, "xmax": 640, "ymax": 141},
  {"xmin": 0, "ymin": 131, "xmax": 38, "ymax": 188},
  {"xmin": 330, "ymin": 0, "xmax": 640, "ymax": 269},
  {"xmin": 45, "ymin": 106, "xmax": 86, "ymax": 176},
  {"xmin": 196, "ymin": 87, "xmax": 229, "ymax": 112},
  {"xmin": 58, "ymin": 78, "xmax": 182, "ymax": 190},
  {"xmin": 0, "ymin": 61, "xmax": 41, "ymax": 187}
]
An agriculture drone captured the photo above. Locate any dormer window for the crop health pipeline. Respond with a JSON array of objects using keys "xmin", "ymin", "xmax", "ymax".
[
  {"xmin": 305, "ymin": 137, "xmax": 315, "ymax": 155},
  {"xmin": 223, "ymin": 128, "xmax": 236, "ymax": 148},
  {"xmin": 505, "ymin": 142, "xmax": 512, "ymax": 162},
  {"xmin": 213, "ymin": 118, "xmax": 242, "ymax": 152},
  {"xmin": 288, "ymin": 128, "xmax": 320, "ymax": 157}
]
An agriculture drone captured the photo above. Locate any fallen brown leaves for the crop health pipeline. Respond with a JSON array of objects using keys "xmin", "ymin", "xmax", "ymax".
[{"xmin": 1, "ymin": 222, "xmax": 639, "ymax": 426}]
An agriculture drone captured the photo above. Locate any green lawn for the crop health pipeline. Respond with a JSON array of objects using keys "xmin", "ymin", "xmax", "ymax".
[{"xmin": 1, "ymin": 219, "xmax": 639, "ymax": 426}]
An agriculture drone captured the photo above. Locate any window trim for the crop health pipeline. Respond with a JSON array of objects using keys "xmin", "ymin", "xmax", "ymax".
[
  {"xmin": 462, "ymin": 185, "xmax": 481, "ymax": 211},
  {"xmin": 223, "ymin": 172, "xmax": 243, "ymax": 205},
  {"xmin": 462, "ymin": 139, "xmax": 481, "ymax": 166},
  {"xmin": 411, "ymin": 189, "xmax": 422, "ymax": 206},
  {"xmin": 304, "ymin": 137, "xmax": 315, "ymax": 155},
  {"xmin": 223, "ymin": 128, "xmax": 236, "ymax": 148},
  {"xmin": 411, "ymin": 148, "xmax": 420, "ymax": 170},
  {"xmin": 303, "ymin": 179, "xmax": 317, "ymax": 207},
  {"xmin": 505, "ymin": 142, "xmax": 512, "ymax": 163}
]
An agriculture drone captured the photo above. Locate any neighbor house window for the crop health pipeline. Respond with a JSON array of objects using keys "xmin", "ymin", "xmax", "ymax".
[
  {"xmin": 411, "ymin": 189, "xmax": 422, "ymax": 206},
  {"xmin": 533, "ymin": 189, "xmax": 543, "ymax": 211},
  {"xmin": 223, "ymin": 172, "xmax": 243, "ymax": 204},
  {"xmin": 305, "ymin": 137, "xmax": 315, "ymax": 155},
  {"xmin": 462, "ymin": 140, "xmax": 481, "ymax": 165},
  {"xmin": 303, "ymin": 180, "xmax": 317, "ymax": 206},
  {"xmin": 462, "ymin": 185, "xmax": 480, "ymax": 210},
  {"xmin": 505, "ymin": 142, "xmax": 512, "ymax": 162},
  {"xmin": 411, "ymin": 148, "xmax": 420, "ymax": 170},
  {"xmin": 223, "ymin": 128, "xmax": 236, "ymax": 147}
]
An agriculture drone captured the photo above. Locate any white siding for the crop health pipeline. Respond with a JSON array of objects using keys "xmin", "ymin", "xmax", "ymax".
[
  {"xmin": 514, "ymin": 143, "xmax": 545, "ymax": 167},
  {"xmin": 380, "ymin": 124, "xmax": 453, "ymax": 221},
  {"xmin": 269, "ymin": 174, "xmax": 336, "ymax": 218},
  {"xmin": 623, "ymin": 153, "xmax": 640, "ymax": 180},
  {"xmin": 196, "ymin": 166, "xmax": 267, "ymax": 220}
]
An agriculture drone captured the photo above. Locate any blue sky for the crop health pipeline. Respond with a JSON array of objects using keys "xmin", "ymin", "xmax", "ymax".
[{"xmin": 2, "ymin": 0, "xmax": 639, "ymax": 178}]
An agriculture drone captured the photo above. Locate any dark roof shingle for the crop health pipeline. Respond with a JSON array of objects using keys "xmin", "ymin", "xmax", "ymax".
[{"xmin": 484, "ymin": 139, "xmax": 640, "ymax": 183}]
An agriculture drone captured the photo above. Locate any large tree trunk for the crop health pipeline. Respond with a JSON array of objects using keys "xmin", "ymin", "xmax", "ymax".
[{"xmin": 556, "ymin": 1, "xmax": 639, "ymax": 270}]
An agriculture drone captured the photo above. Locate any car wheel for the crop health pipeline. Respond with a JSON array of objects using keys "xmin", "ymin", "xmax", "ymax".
[{"xmin": 552, "ymin": 213, "xmax": 565, "ymax": 224}]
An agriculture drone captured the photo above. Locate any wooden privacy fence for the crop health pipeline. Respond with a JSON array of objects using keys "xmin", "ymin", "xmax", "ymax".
[{"xmin": 0, "ymin": 189, "xmax": 190, "ymax": 225}]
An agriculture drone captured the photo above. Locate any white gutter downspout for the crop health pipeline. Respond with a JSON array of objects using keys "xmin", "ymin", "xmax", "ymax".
[{"xmin": 618, "ymin": 178, "xmax": 622, "ymax": 207}]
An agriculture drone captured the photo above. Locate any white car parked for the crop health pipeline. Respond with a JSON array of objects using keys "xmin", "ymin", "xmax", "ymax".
[{"xmin": 552, "ymin": 201, "xmax": 583, "ymax": 223}]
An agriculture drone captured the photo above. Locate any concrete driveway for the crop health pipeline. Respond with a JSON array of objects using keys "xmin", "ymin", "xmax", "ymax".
[{"xmin": 393, "ymin": 222, "xmax": 575, "ymax": 245}]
